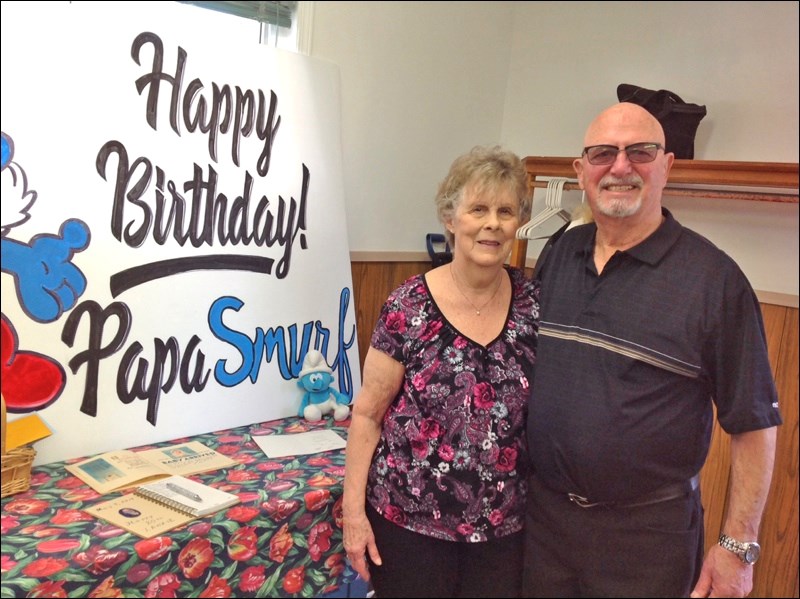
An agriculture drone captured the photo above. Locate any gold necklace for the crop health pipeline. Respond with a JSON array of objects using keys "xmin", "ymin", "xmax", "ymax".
[{"xmin": 449, "ymin": 264, "xmax": 504, "ymax": 316}]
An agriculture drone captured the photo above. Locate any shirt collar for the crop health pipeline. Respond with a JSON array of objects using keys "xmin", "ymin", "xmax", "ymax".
[{"xmin": 579, "ymin": 207, "xmax": 682, "ymax": 266}]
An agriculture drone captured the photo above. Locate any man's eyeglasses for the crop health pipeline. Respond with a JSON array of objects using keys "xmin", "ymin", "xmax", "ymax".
[{"xmin": 582, "ymin": 143, "xmax": 664, "ymax": 165}]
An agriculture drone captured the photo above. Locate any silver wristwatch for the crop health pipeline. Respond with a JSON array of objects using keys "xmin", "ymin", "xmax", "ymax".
[{"xmin": 718, "ymin": 533, "xmax": 761, "ymax": 565}]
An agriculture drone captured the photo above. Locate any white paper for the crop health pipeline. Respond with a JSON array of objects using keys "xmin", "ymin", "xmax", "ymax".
[{"xmin": 252, "ymin": 430, "xmax": 347, "ymax": 458}]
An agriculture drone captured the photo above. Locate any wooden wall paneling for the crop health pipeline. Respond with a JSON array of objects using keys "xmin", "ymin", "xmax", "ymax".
[
  {"xmin": 754, "ymin": 305, "xmax": 799, "ymax": 598},
  {"xmin": 700, "ymin": 304, "xmax": 798, "ymax": 598},
  {"xmin": 694, "ymin": 303, "xmax": 786, "ymax": 549},
  {"xmin": 700, "ymin": 415, "xmax": 732, "ymax": 550},
  {"xmin": 761, "ymin": 304, "xmax": 790, "ymax": 372},
  {"xmin": 699, "ymin": 304, "xmax": 798, "ymax": 598},
  {"xmin": 350, "ymin": 261, "xmax": 431, "ymax": 374}
]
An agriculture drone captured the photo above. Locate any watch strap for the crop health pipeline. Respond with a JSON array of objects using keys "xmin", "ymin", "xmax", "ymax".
[{"xmin": 718, "ymin": 533, "xmax": 760, "ymax": 564}]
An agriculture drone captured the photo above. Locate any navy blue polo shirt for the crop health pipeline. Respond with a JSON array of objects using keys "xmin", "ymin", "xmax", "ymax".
[{"xmin": 528, "ymin": 208, "xmax": 782, "ymax": 502}]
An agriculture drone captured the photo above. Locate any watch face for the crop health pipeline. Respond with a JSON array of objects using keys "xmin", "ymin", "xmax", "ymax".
[{"xmin": 744, "ymin": 543, "xmax": 761, "ymax": 564}]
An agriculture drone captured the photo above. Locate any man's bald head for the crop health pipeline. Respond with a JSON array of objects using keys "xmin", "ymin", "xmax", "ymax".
[{"xmin": 583, "ymin": 102, "xmax": 666, "ymax": 149}]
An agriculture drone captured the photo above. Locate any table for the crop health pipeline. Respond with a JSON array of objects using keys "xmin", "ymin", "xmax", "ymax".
[{"xmin": 1, "ymin": 416, "xmax": 364, "ymax": 598}]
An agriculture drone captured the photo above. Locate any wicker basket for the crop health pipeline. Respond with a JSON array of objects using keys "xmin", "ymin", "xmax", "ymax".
[
  {"xmin": 1, "ymin": 446, "xmax": 36, "ymax": 498},
  {"xmin": 1, "ymin": 395, "xmax": 36, "ymax": 498}
]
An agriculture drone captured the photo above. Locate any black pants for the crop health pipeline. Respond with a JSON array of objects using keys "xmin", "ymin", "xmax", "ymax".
[
  {"xmin": 522, "ymin": 475, "xmax": 704, "ymax": 598},
  {"xmin": 366, "ymin": 503, "xmax": 523, "ymax": 598}
]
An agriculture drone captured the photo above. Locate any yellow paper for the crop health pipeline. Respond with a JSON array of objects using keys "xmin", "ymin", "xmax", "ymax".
[{"xmin": 5, "ymin": 414, "xmax": 52, "ymax": 450}]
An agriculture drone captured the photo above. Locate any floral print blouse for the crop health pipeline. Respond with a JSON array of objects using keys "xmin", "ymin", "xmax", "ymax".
[{"xmin": 366, "ymin": 267, "xmax": 539, "ymax": 543}]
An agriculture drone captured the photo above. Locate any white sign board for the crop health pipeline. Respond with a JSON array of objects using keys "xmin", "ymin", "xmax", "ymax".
[{"xmin": 1, "ymin": 2, "xmax": 360, "ymax": 465}]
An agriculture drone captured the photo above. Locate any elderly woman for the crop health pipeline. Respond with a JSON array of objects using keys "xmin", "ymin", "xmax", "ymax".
[{"xmin": 343, "ymin": 145, "xmax": 539, "ymax": 598}]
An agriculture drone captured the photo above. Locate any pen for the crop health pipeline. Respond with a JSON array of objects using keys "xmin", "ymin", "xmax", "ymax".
[{"xmin": 166, "ymin": 482, "xmax": 203, "ymax": 502}]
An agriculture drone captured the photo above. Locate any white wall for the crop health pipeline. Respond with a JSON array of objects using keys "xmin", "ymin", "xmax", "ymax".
[
  {"xmin": 311, "ymin": 1, "xmax": 517, "ymax": 253},
  {"xmin": 503, "ymin": 2, "xmax": 799, "ymax": 297},
  {"xmin": 310, "ymin": 1, "xmax": 799, "ymax": 299},
  {"xmin": 503, "ymin": 1, "xmax": 799, "ymax": 162}
]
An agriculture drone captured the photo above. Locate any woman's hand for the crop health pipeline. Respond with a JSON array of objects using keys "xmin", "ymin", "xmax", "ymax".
[
  {"xmin": 341, "ymin": 349, "xmax": 401, "ymax": 581},
  {"xmin": 343, "ymin": 511, "xmax": 382, "ymax": 581}
]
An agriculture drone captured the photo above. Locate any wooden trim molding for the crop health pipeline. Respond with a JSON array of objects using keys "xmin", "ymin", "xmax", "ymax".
[
  {"xmin": 756, "ymin": 291, "xmax": 799, "ymax": 309},
  {"xmin": 511, "ymin": 157, "xmax": 800, "ymax": 288},
  {"xmin": 521, "ymin": 157, "xmax": 799, "ymax": 203},
  {"xmin": 350, "ymin": 250, "xmax": 431, "ymax": 262},
  {"xmin": 523, "ymin": 156, "xmax": 799, "ymax": 190}
]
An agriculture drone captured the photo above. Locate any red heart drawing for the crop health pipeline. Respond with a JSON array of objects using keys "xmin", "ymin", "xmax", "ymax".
[{"xmin": 1, "ymin": 313, "xmax": 65, "ymax": 412}]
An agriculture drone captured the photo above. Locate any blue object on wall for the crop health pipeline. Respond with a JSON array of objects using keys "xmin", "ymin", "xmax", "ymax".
[{"xmin": 426, "ymin": 233, "xmax": 452, "ymax": 266}]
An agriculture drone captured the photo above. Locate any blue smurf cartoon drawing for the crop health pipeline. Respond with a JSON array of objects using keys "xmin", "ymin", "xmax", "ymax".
[{"xmin": 1, "ymin": 131, "xmax": 91, "ymax": 412}]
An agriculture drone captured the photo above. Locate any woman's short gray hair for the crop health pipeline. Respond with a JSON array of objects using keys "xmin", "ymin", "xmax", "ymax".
[{"xmin": 435, "ymin": 145, "xmax": 531, "ymax": 248}]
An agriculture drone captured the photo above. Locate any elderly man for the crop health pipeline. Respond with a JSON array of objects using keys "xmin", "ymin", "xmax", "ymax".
[{"xmin": 523, "ymin": 102, "xmax": 781, "ymax": 598}]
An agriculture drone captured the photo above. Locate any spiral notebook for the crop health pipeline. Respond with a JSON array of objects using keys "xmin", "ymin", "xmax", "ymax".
[
  {"xmin": 135, "ymin": 475, "xmax": 240, "ymax": 516},
  {"xmin": 86, "ymin": 475, "xmax": 240, "ymax": 538}
]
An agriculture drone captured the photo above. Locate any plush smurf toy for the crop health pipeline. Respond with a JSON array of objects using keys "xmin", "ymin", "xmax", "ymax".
[{"xmin": 297, "ymin": 350, "xmax": 351, "ymax": 421}]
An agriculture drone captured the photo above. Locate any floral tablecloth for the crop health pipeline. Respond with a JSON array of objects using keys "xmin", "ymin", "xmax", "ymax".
[{"xmin": 1, "ymin": 417, "xmax": 358, "ymax": 598}]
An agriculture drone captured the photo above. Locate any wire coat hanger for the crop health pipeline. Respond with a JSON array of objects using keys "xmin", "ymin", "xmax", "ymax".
[{"xmin": 516, "ymin": 177, "xmax": 572, "ymax": 240}]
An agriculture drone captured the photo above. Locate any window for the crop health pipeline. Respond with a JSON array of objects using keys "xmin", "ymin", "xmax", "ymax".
[{"xmin": 177, "ymin": 1, "xmax": 309, "ymax": 53}]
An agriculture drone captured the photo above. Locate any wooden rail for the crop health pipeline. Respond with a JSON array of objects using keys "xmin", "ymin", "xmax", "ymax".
[{"xmin": 510, "ymin": 158, "xmax": 799, "ymax": 268}]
